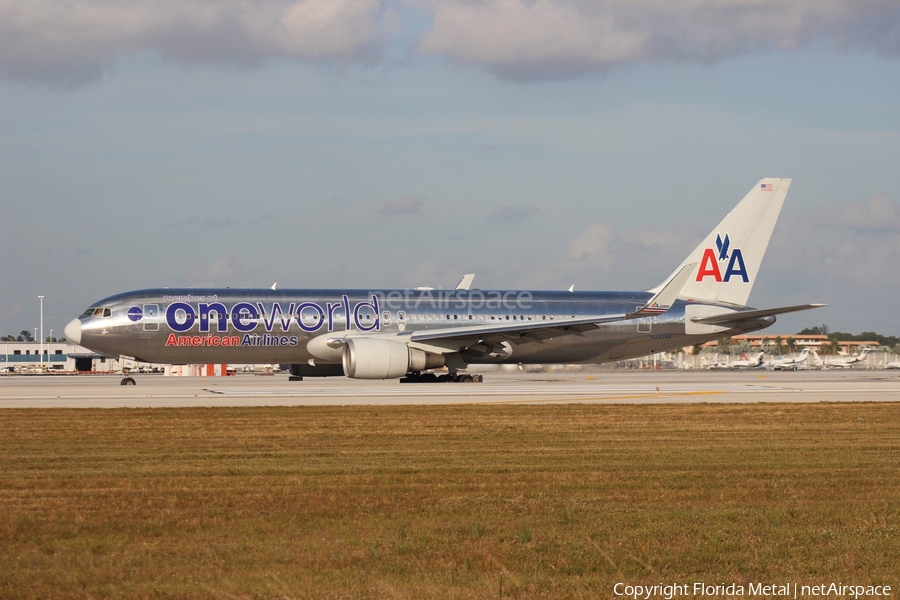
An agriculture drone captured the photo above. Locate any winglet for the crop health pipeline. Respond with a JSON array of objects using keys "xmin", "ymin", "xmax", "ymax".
[
  {"xmin": 631, "ymin": 262, "xmax": 696, "ymax": 317},
  {"xmin": 455, "ymin": 274, "xmax": 475, "ymax": 290}
]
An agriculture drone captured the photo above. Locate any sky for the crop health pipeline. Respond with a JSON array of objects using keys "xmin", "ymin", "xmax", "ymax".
[{"xmin": 2, "ymin": 0, "xmax": 900, "ymax": 340}]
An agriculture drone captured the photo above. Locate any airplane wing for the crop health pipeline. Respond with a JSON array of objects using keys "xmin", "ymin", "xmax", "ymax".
[
  {"xmin": 406, "ymin": 262, "xmax": 697, "ymax": 346},
  {"xmin": 322, "ymin": 263, "xmax": 697, "ymax": 353},
  {"xmin": 689, "ymin": 303, "xmax": 826, "ymax": 327}
]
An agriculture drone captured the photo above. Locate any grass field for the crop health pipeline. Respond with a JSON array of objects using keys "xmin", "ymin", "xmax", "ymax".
[{"xmin": 2, "ymin": 403, "xmax": 899, "ymax": 599}]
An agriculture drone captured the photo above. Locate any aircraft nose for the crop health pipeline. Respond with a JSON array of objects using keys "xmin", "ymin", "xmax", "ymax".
[{"xmin": 64, "ymin": 319, "xmax": 82, "ymax": 345}]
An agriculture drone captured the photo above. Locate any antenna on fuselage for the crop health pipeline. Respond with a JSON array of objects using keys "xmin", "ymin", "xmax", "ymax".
[{"xmin": 271, "ymin": 282, "xmax": 277, "ymax": 290}]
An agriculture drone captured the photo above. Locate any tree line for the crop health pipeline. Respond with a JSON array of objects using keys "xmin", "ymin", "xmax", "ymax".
[
  {"xmin": 1, "ymin": 330, "xmax": 65, "ymax": 343},
  {"xmin": 799, "ymin": 325, "xmax": 900, "ymax": 353}
]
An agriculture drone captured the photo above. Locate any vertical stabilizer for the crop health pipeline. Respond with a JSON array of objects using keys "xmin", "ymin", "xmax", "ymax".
[{"xmin": 650, "ymin": 178, "xmax": 790, "ymax": 306}]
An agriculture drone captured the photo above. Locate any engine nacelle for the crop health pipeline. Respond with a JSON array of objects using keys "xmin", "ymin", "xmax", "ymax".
[{"xmin": 342, "ymin": 338, "xmax": 445, "ymax": 379}]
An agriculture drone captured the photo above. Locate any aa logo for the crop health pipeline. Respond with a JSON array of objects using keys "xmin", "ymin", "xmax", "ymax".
[{"xmin": 696, "ymin": 233, "xmax": 749, "ymax": 283}]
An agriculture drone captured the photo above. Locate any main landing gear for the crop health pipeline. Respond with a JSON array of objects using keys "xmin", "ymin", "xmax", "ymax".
[{"xmin": 400, "ymin": 372, "xmax": 484, "ymax": 383}]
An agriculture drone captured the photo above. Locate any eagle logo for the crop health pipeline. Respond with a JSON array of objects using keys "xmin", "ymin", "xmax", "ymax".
[{"xmin": 715, "ymin": 233, "xmax": 730, "ymax": 261}]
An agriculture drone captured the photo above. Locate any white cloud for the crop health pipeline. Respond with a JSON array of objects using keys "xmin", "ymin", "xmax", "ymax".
[
  {"xmin": 769, "ymin": 194, "xmax": 900, "ymax": 290},
  {"xmin": 421, "ymin": 0, "xmax": 900, "ymax": 80},
  {"xmin": 518, "ymin": 220, "xmax": 700, "ymax": 289},
  {"xmin": 0, "ymin": 0, "xmax": 386, "ymax": 84},
  {"xmin": 487, "ymin": 205, "xmax": 538, "ymax": 225},
  {"xmin": 181, "ymin": 253, "xmax": 258, "ymax": 287},
  {"xmin": 380, "ymin": 193, "xmax": 425, "ymax": 216},
  {"xmin": 5, "ymin": 0, "xmax": 900, "ymax": 84},
  {"xmin": 813, "ymin": 194, "xmax": 900, "ymax": 233},
  {"xmin": 401, "ymin": 258, "xmax": 469, "ymax": 289}
]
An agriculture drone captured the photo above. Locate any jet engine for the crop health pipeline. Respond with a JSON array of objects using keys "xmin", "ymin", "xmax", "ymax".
[{"xmin": 342, "ymin": 338, "xmax": 445, "ymax": 379}]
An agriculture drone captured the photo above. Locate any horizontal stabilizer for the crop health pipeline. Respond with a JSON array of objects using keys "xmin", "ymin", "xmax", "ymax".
[
  {"xmin": 632, "ymin": 262, "xmax": 696, "ymax": 317},
  {"xmin": 690, "ymin": 303, "xmax": 826, "ymax": 326}
]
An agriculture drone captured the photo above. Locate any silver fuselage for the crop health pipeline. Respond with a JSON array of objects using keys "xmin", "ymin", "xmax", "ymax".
[{"xmin": 70, "ymin": 288, "xmax": 774, "ymax": 366}]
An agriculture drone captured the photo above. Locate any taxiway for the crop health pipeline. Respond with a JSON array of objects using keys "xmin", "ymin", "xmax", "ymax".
[{"xmin": 2, "ymin": 370, "xmax": 899, "ymax": 408}]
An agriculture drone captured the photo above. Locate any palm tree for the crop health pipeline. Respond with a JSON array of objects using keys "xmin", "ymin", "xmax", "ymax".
[{"xmin": 819, "ymin": 339, "xmax": 841, "ymax": 355}]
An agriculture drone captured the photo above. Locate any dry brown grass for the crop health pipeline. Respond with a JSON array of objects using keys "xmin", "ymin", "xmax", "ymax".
[{"xmin": 2, "ymin": 403, "xmax": 899, "ymax": 599}]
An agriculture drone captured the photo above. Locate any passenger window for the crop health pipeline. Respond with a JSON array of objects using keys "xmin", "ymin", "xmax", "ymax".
[{"xmin": 382, "ymin": 311, "xmax": 392, "ymax": 325}]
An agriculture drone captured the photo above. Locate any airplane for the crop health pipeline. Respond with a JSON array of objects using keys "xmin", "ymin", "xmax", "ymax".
[
  {"xmin": 885, "ymin": 361, "xmax": 900, "ymax": 370},
  {"xmin": 767, "ymin": 347, "xmax": 809, "ymax": 370},
  {"xmin": 810, "ymin": 347, "xmax": 871, "ymax": 369},
  {"xmin": 64, "ymin": 178, "xmax": 824, "ymax": 384},
  {"xmin": 706, "ymin": 352, "xmax": 756, "ymax": 370},
  {"xmin": 726, "ymin": 351, "xmax": 765, "ymax": 369}
]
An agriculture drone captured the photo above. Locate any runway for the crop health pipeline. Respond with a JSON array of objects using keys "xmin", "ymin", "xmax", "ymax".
[{"xmin": 2, "ymin": 369, "xmax": 899, "ymax": 407}]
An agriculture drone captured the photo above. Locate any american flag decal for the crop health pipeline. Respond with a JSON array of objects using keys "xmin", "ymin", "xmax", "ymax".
[{"xmin": 760, "ymin": 183, "xmax": 773, "ymax": 191}]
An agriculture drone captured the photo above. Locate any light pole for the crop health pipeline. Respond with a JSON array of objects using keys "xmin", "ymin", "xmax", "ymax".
[{"xmin": 39, "ymin": 296, "xmax": 44, "ymax": 367}]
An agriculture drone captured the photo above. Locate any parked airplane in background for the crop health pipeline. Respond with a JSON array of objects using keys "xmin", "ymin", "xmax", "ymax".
[
  {"xmin": 727, "ymin": 352, "xmax": 765, "ymax": 369},
  {"xmin": 708, "ymin": 352, "xmax": 763, "ymax": 370},
  {"xmin": 885, "ymin": 361, "xmax": 900, "ymax": 370},
  {"xmin": 768, "ymin": 348, "xmax": 809, "ymax": 370},
  {"xmin": 810, "ymin": 347, "xmax": 871, "ymax": 369},
  {"xmin": 65, "ymin": 178, "xmax": 824, "ymax": 384}
]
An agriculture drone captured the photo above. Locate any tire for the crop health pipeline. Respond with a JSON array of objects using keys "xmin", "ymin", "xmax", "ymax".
[{"xmin": 121, "ymin": 377, "xmax": 136, "ymax": 386}]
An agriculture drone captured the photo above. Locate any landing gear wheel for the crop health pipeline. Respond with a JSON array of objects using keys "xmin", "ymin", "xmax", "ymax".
[
  {"xmin": 289, "ymin": 376, "xmax": 304, "ymax": 382},
  {"xmin": 457, "ymin": 374, "xmax": 475, "ymax": 383},
  {"xmin": 120, "ymin": 377, "xmax": 136, "ymax": 386}
]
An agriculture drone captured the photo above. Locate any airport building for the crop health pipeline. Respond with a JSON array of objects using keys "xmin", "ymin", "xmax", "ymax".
[
  {"xmin": 699, "ymin": 334, "xmax": 878, "ymax": 355},
  {"xmin": 2, "ymin": 341, "xmax": 246, "ymax": 376},
  {"xmin": 1, "ymin": 341, "xmax": 163, "ymax": 374}
]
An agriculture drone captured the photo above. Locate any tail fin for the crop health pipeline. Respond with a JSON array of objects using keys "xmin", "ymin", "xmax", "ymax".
[{"xmin": 650, "ymin": 178, "xmax": 790, "ymax": 306}]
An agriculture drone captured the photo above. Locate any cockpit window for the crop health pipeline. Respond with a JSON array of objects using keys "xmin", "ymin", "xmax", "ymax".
[{"xmin": 83, "ymin": 307, "xmax": 112, "ymax": 317}]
